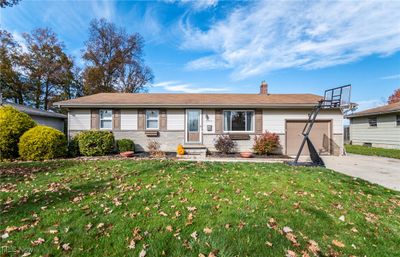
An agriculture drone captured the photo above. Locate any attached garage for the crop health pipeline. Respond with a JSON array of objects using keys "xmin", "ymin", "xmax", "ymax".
[{"xmin": 286, "ymin": 120, "xmax": 332, "ymax": 156}]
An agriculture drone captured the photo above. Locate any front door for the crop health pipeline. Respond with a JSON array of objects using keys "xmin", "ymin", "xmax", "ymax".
[{"xmin": 186, "ymin": 109, "xmax": 202, "ymax": 143}]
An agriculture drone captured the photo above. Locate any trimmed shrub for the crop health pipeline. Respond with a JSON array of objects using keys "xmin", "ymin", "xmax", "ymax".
[
  {"xmin": 19, "ymin": 125, "xmax": 67, "ymax": 161},
  {"xmin": 252, "ymin": 131, "xmax": 280, "ymax": 155},
  {"xmin": 77, "ymin": 130, "xmax": 114, "ymax": 156},
  {"xmin": 214, "ymin": 135, "xmax": 236, "ymax": 154},
  {"xmin": 0, "ymin": 105, "xmax": 36, "ymax": 159},
  {"xmin": 116, "ymin": 139, "xmax": 135, "ymax": 153},
  {"xmin": 68, "ymin": 137, "xmax": 80, "ymax": 157}
]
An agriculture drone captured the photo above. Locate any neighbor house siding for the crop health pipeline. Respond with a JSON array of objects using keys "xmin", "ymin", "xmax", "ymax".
[
  {"xmin": 167, "ymin": 109, "xmax": 184, "ymax": 130},
  {"xmin": 69, "ymin": 109, "xmax": 91, "ymax": 130},
  {"xmin": 30, "ymin": 115, "xmax": 65, "ymax": 132},
  {"xmin": 350, "ymin": 113, "xmax": 400, "ymax": 149},
  {"xmin": 121, "ymin": 109, "xmax": 138, "ymax": 130}
]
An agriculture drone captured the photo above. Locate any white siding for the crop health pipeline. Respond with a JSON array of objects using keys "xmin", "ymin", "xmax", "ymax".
[
  {"xmin": 69, "ymin": 109, "xmax": 90, "ymax": 130},
  {"xmin": 167, "ymin": 109, "xmax": 184, "ymax": 130},
  {"xmin": 263, "ymin": 109, "xmax": 343, "ymax": 134},
  {"xmin": 202, "ymin": 109, "xmax": 215, "ymax": 134},
  {"xmin": 121, "ymin": 109, "xmax": 138, "ymax": 130},
  {"xmin": 350, "ymin": 114, "xmax": 400, "ymax": 149}
]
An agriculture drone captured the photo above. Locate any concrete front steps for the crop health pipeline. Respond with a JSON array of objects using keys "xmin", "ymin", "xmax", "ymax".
[{"xmin": 178, "ymin": 145, "xmax": 207, "ymax": 159}]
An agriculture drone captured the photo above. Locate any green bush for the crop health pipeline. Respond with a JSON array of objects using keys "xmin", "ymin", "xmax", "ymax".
[
  {"xmin": 19, "ymin": 125, "xmax": 67, "ymax": 161},
  {"xmin": 68, "ymin": 137, "xmax": 80, "ymax": 157},
  {"xmin": 116, "ymin": 139, "xmax": 135, "ymax": 153},
  {"xmin": 77, "ymin": 130, "xmax": 115, "ymax": 156},
  {"xmin": 0, "ymin": 105, "xmax": 36, "ymax": 159}
]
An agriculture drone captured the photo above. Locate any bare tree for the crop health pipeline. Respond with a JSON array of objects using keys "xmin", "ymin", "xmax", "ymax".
[{"xmin": 82, "ymin": 19, "xmax": 153, "ymax": 95}]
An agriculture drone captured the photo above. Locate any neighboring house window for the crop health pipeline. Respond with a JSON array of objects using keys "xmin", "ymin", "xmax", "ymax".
[
  {"xmin": 223, "ymin": 110, "xmax": 254, "ymax": 132},
  {"xmin": 146, "ymin": 110, "xmax": 159, "ymax": 129},
  {"xmin": 368, "ymin": 116, "xmax": 377, "ymax": 127},
  {"xmin": 100, "ymin": 109, "xmax": 113, "ymax": 129},
  {"xmin": 397, "ymin": 115, "xmax": 400, "ymax": 126}
]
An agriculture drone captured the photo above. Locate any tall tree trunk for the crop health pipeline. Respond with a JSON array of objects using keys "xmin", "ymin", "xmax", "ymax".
[{"xmin": 44, "ymin": 79, "xmax": 49, "ymax": 110}]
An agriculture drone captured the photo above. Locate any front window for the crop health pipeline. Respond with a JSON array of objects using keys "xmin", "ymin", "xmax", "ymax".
[
  {"xmin": 223, "ymin": 110, "xmax": 254, "ymax": 132},
  {"xmin": 397, "ymin": 115, "xmax": 400, "ymax": 126},
  {"xmin": 100, "ymin": 109, "xmax": 112, "ymax": 129},
  {"xmin": 146, "ymin": 110, "xmax": 159, "ymax": 129},
  {"xmin": 368, "ymin": 116, "xmax": 377, "ymax": 127}
]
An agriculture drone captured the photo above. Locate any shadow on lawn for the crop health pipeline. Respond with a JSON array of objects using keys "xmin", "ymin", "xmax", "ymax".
[{"xmin": 1, "ymin": 178, "xmax": 112, "ymax": 219}]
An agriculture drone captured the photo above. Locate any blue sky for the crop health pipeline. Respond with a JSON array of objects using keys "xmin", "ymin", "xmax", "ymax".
[{"xmin": 1, "ymin": 0, "xmax": 400, "ymax": 111}]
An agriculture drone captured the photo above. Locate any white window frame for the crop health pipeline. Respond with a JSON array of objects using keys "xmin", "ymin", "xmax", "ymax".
[
  {"xmin": 223, "ymin": 110, "xmax": 255, "ymax": 133},
  {"xmin": 146, "ymin": 109, "xmax": 159, "ymax": 130},
  {"xmin": 99, "ymin": 109, "xmax": 113, "ymax": 130}
]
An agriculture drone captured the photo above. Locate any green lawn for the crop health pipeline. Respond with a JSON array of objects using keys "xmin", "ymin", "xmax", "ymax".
[
  {"xmin": 1, "ymin": 160, "xmax": 399, "ymax": 256},
  {"xmin": 345, "ymin": 144, "xmax": 400, "ymax": 159}
]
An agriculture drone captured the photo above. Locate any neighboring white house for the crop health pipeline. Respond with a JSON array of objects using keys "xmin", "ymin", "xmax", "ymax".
[
  {"xmin": 4, "ymin": 102, "xmax": 67, "ymax": 132},
  {"xmin": 54, "ymin": 82, "xmax": 344, "ymax": 156},
  {"xmin": 347, "ymin": 101, "xmax": 400, "ymax": 149}
]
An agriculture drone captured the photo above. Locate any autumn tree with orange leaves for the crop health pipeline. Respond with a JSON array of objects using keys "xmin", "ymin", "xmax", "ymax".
[{"xmin": 388, "ymin": 89, "xmax": 400, "ymax": 104}]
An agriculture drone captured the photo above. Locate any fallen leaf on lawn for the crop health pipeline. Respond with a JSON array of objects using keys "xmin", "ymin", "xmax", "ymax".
[
  {"xmin": 31, "ymin": 238, "xmax": 45, "ymax": 246},
  {"xmin": 286, "ymin": 250, "xmax": 297, "ymax": 257},
  {"xmin": 307, "ymin": 240, "xmax": 320, "ymax": 255},
  {"xmin": 265, "ymin": 241, "xmax": 273, "ymax": 247},
  {"xmin": 166, "ymin": 225, "xmax": 173, "ymax": 232},
  {"xmin": 85, "ymin": 223, "xmax": 93, "ymax": 231},
  {"xmin": 1, "ymin": 233, "xmax": 9, "ymax": 239},
  {"xmin": 203, "ymin": 227, "xmax": 212, "ymax": 234},
  {"xmin": 208, "ymin": 249, "xmax": 219, "ymax": 257},
  {"xmin": 97, "ymin": 223, "xmax": 105, "ymax": 229},
  {"xmin": 21, "ymin": 253, "xmax": 31, "ymax": 257},
  {"xmin": 139, "ymin": 249, "xmax": 146, "ymax": 257},
  {"xmin": 283, "ymin": 226, "xmax": 293, "ymax": 233},
  {"xmin": 48, "ymin": 229, "xmax": 58, "ymax": 234},
  {"xmin": 159, "ymin": 211, "xmax": 168, "ymax": 217},
  {"xmin": 339, "ymin": 215, "xmax": 345, "ymax": 222},
  {"xmin": 267, "ymin": 218, "xmax": 277, "ymax": 229},
  {"xmin": 225, "ymin": 224, "xmax": 231, "ymax": 229},
  {"xmin": 187, "ymin": 206, "xmax": 197, "ymax": 212},
  {"xmin": 191, "ymin": 231, "xmax": 198, "ymax": 240},
  {"xmin": 128, "ymin": 239, "xmax": 136, "ymax": 249},
  {"xmin": 351, "ymin": 227, "xmax": 358, "ymax": 233},
  {"xmin": 332, "ymin": 239, "xmax": 345, "ymax": 248},
  {"xmin": 62, "ymin": 243, "xmax": 71, "ymax": 251},
  {"xmin": 199, "ymin": 254, "xmax": 206, "ymax": 257},
  {"xmin": 5, "ymin": 226, "xmax": 18, "ymax": 233},
  {"xmin": 285, "ymin": 233, "xmax": 300, "ymax": 247},
  {"xmin": 365, "ymin": 213, "xmax": 378, "ymax": 223},
  {"xmin": 53, "ymin": 237, "xmax": 59, "ymax": 245}
]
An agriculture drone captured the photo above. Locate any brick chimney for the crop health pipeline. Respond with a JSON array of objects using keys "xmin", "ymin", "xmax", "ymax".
[{"xmin": 259, "ymin": 81, "xmax": 268, "ymax": 95}]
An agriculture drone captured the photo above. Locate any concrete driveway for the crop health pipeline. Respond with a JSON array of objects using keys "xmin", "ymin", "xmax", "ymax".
[{"xmin": 322, "ymin": 154, "xmax": 400, "ymax": 191}]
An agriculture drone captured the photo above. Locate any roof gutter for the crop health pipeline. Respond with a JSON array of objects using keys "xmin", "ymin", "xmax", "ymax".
[
  {"xmin": 53, "ymin": 103, "xmax": 322, "ymax": 108},
  {"xmin": 346, "ymin": 109, "xmax": 400, "ymax": 118}
]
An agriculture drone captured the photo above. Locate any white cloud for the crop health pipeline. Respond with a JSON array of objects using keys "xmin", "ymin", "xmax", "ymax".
[
  {"xmin": 180, "ymin": 1, "xmax": 400, "ymax": 80},
  {"xmin": 356, "ymin": 99, "xmax": 386, "ymax": 111},
  {"xmin": 380, "ymin": 74, "xmax": 400, "ymax": 80},
  {"xmin": 164, "ymin": 0, "xmax": 218, "ymax": 10},
  {"xmin": 153, "ymin": 81, "xmax": 229, "ymax": 93}
]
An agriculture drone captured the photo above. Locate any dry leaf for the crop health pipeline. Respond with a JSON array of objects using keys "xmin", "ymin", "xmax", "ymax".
[
  {"xmin": 286, "ymin": 250, "xmax": 297, "ymax": 257},
  {"xmin": 128, "ymin": 239, "xmax": 136, "ymax": 249},
  {"xmin": 307, "ymin": 240, "xmax": 320, "ymax": 255},
  {"xmin": 166, "ymin": 225, "xmax": 173, "ymax": 232},
  {"xmin": 203, "ymin": 227, "xmax": 212, "ymax": 234},
  {"xmin": 191, "ymin": 231, "xmax": 198, "ymax": 240},
  {"xmin": 332, "ymin": 239, "xmax": 345, "ymax": 248},
  {"xmin": 62, "ymin": 243, "xmax": 71, "ymax": 251},
  {"xmin": 139, "ymin": 249, "xmax": 147, "ymax": 257},
  {"xmin": 265, "ymin": 241, "xmax": 273, "ymax": 247},
  {"xmin": 31, "ymin": 238, "xmax": 45, "ymax": 246}
]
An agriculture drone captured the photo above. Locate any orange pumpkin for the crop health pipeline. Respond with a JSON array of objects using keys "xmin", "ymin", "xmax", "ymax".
[{"xmin": 177, "ymin": 144, "xmax": 185, "ymax": 155}]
